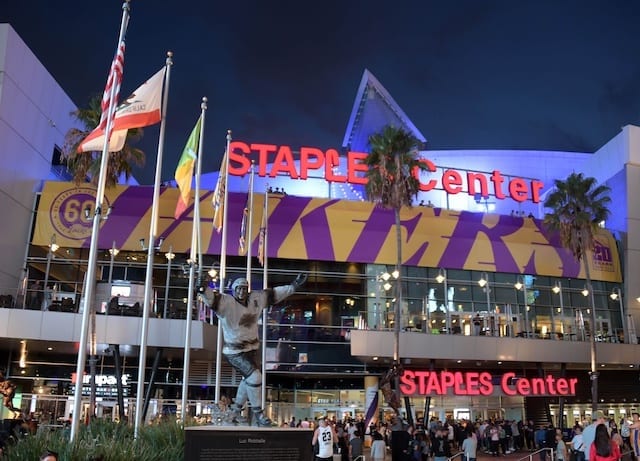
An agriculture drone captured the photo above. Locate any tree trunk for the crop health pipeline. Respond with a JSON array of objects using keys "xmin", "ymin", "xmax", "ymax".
[
  {"xmin": 393, "ymin": 208, "xmax": 403, "ymax": 411},
  {"xmin": 583, "ymin": 255, "xmax": 598, "ymax": 414},
  {"xmin": 393, "ymin": 208, "xmax": 402, "ymax": 364}
]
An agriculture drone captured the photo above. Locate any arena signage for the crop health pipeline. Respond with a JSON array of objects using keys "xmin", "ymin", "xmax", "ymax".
[
  {"xmin": 229, "ymin": 142, "xmax": 545, "ymax": 203},
  {"xmin": 399, "ymin": 370, "xmax": 577, "ymax": 397}
]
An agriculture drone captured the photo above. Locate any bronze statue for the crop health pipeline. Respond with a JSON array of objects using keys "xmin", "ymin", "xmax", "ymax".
[
  {"xmin": 0, "ymin": 371, "xmax": 21, "ymax": 418},
  {"xmin": 379, "ymin": 363, "xmax": 403, "ymax": 416},
  {"xmin": 199, "ymin": 274, "xmax": 307, "ymax": 426}
]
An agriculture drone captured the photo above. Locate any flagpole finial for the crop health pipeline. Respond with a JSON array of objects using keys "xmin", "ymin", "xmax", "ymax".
[
  {"xmin": 227, "ymin": 129, "xmax": 232, "ymax": 142},
  {"xmin": 201, "ymin": 97, "xmax": 208, "ymax": 110},
  {"xmin": 166, "ymin": 51, "xmax": 174, "ymax": 65}
]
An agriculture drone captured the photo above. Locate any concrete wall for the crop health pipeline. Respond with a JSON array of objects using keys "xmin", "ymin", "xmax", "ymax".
[{"xmin": 0, "ymin": 24, "xmax": 78, "ymax": 294}]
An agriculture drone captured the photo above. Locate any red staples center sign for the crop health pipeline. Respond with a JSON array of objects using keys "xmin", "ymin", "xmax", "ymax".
[
  {"xmin": 229, "ymin": 142, "xmax": 545, "ymax": 203},
  {"xmin": 400, "ymin": 370, "xmax": 578, "ymax": 397}
]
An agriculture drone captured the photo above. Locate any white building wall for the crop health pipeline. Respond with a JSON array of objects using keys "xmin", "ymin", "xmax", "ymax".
[{"xmin": 0, "ymin": 24, "xmax": 78, "ymax": 294}]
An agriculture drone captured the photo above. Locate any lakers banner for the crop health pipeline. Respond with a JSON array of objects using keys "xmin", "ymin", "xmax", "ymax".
[{"xmin": 33, "ymin": 181, "xmax": 621, "ymax": 282}]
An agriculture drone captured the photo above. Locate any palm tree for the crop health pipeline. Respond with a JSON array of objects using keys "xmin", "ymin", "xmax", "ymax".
[
  {"xmin": 62, "ymin": 95, "xmax": 145, "ymax": 187},
  {"xmin": 543, "ymin": 172, "xmax": 611, "ymax": 414},
  {"xmin": 363, "ymin": 125, "xmax": 428, "ymax": 410}
]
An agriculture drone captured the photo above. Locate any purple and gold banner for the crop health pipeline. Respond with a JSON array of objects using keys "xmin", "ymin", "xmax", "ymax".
[{"xmin": 33, "ymin": 181, "xmax": 621, "ymax": 282}]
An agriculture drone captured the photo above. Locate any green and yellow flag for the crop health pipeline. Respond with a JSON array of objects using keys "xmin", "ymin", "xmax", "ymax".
[{"xmin": 174, "ymin": 117, "xmax": 201, "ymax": 218}]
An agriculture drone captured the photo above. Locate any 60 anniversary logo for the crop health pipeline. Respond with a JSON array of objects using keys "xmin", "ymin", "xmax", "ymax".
[{"xmin": 50, "ymin": 187, "xmax": 111, "ymax": 240}]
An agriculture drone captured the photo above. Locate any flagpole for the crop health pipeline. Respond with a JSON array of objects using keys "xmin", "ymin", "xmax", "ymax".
[
  {"xmin": 181, "ymin": 98, "xmax": 207, "ymax": 421},
  {"xmin": 245, "ymin": 163, "xmax": 255, "ymax": 286},
  {"xmin": 70, "ymin": 1, "xmax": 130, "ymax": 442},
  {"xmin": 134, "ymin": 53, "xmax": 172, "ymax": 438},
  {"xmin": 214, "ymin": 130, "xmax": 232, "ymax": 404},
  {"xmin": 261, "ymin": 189, "xmax": 269, "ymax": 409}
]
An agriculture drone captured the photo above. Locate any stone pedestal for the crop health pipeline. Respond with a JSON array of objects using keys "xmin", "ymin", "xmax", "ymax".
[{"xmin": 185, "ymin": 425, "xmax": 314, "ymax": 461}]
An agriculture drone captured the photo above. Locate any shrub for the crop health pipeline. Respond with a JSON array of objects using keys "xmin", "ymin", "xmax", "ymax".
[{"xmin": 2, "ymin": 418, "xmax": 185, "ymax": 461}]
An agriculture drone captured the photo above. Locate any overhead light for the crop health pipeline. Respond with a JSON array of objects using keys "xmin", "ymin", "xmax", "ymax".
[
  {"xmin": 381, "ymin": 272, "xmax": 391, "ymax": 282},
  {"xmin": 391, "ymin": 269, "xmax": 399, "ymax": 279},
  {"xmin": 383, "ymin": 282, "xmax": 392, "ymax": 291},
  {"xmin": 610, "ymin": 288, "xmax": 621, "ymax": 301},
  {"xmin": 552, "ymin": 282, "xmax": 561, "ymax": 294},
  {"xmin": 514, "ymin": 280, "xmax": 523, "ymax": 290},
  {"xmin": 478, "ymin": 272, "xmax": 488, "ymax": 288},
  {"xmin": 435, "ymin": 268, "xmax": 446, "ymax": 284},
  {"xmin": 49, "ymin": 235, "xmax": 59, "ymax": 253},
  {"xmin": 165, "ymin": 251, "xmax": 175, "ymax": 261},
  {"xmin": 582, "ymin": 287, "xmax": 589, "ymax": 297}
]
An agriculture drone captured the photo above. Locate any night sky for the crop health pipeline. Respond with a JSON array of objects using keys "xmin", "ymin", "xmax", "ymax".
[{"xmin": 3, "ymin": 1, "xmax": 640, "ymax": 185}]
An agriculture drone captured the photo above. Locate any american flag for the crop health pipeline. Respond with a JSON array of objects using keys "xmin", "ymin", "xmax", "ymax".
[{"xmin": 98, "ymin": 41, "xmax": 126, "ymax": 141}]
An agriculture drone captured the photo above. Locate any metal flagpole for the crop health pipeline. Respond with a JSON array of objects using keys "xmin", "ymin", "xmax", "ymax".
[
  {"xmin": 134, "ymin": 54, "xmax": 173, "ymax": 437},
  {"xmin": 261, "ymin": 190, "xmax": 269, "ymax": 410},
  {"xmin": 181, "ymin": 98, "xmax": 207, "ymax": 421},
  {"xmin": 245, "ymin": 163, "xmax": 255, "ymax": 286},
  {"xmin": 214, "ymin": 131, "xmax": 232, "ymax": 403},
  {"xmin": 70, "ymin": 1, "xmax": 130, "ymax": 442}
]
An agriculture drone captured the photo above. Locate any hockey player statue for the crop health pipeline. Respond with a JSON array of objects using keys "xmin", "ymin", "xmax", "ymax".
[{"xmin": 199, "ymin": 273, "xmax": 307, "ymax": 426}]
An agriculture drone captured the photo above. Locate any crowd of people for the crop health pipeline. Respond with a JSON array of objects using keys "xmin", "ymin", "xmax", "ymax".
[{"xmin": 307, "ymin": 410, "xmax": 640, "ymax": 461}]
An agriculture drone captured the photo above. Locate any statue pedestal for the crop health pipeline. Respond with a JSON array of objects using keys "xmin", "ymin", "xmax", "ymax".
[{"xmin": 185, "ymin": 426, "xmax": 314, "ymax": 461}]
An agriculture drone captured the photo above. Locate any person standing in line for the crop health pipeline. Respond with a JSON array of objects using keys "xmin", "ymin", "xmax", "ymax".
[
  {"xmin": 571, "ymin": 425, "xmax": 586, "ymax": 461},
  {"xmin": 556, "ymin": 431, "xmax": 568, "ymax": 461},
  {"xmin": 349, "ymin": 430, "xmax": 363, "ymax": 461},
  {"xmin": 312, "ymin": 416, "xmax": 337, "ymax": 461},
  {"xmin": 584, "ymin": 412, "xmax": 607, "ymax": 461},
  {"xmin": 619, "ymin": 416, "xmax": 630, "ymax": 452},
  {"xmin": 589, "ymin": 424, "xmax": 620, "ymax": 461},
  {"xmin": 535, "ymin": 425, "xmax": 549, "ymax": 461},
  {"xmin": 433, "ymin": 427, "xmax": 452, "ymax": 461},
  {"xmin": 370, "ymin": 431, "xmax": 387, "ymax": 461},
  {"xmin": 462, "ymin": 430, "xmax": 478, "ymax": 461},
  {"xmin": 628, "ymin": 412, "xmax": 640, "ymax": 461}
]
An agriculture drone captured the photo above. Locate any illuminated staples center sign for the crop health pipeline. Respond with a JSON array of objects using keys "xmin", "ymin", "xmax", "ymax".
[
  {"xmin": 229, "ymin": 142, "xmax": 545, "ymax": 203},
  {"xmin": 400, "ymin": 370, "xmax": 578, "ymax": 397}
]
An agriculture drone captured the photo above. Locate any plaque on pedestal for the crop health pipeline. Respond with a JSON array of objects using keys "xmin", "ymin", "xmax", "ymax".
[{"xmin": 185, "ymin": 426, "xmax": 314, "ymax": 461}]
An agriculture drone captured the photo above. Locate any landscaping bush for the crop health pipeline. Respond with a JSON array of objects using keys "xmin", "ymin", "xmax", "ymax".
[{"xmin": 1, "ymin": 419, "xmax": 185, "ymax": 461}]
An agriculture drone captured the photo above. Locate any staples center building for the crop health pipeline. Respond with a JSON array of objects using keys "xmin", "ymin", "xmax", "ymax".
[{"xmin": 2, "ymin": 23, "xmax": 640, "ymax": 427}]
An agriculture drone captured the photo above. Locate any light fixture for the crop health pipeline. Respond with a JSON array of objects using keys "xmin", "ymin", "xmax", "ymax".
[
  {"xmin": 391, "ymin": 269, "xmax": 399, "ymax": 279},
  {"xmin": 49, "ymin": 235, "xmax": 59, "ymax": 253},
  {"xmin": 552, "ymin": 282, "xmax": 561, "ymax": 294},
  {"xmin": 381, "ymin": 272, "xmax": 391, "ymax": 282},
  {"xmin": 478, "ymin": 273, "xmax": 488, "ymax": 288},
  {"xmin": 208, "ymin": 266, "xmax": 218, "ymax": 278},
  {"xmin": 165, "ymin": 250, "xmax": 176, "ymax": 261},
  {"xmin": 435, "ymin": 268, "xmax": 446, "ymax": 284},
  {"xmin": 582, "ymin": 286, "xmax": 589, "ymax": 297},
  {"xmin": 383, "ymin": 282, "xmax": 392, "ymax": 291},
  {"xmin": 109, "ymin": 247, "xmax": 119, "ymax": 257},
  {"xmin": 514, "ymin": 280, "xmax": 523, "ymax": 290},
  {"xmin": 610, "ymin": 289, "xmax": 619, "ymax": 301}
]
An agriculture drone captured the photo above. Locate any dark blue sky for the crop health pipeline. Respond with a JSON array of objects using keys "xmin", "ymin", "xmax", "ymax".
[{"xmin": 4, "ymin": 1, "xmax": 640, "ymax": 185}]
